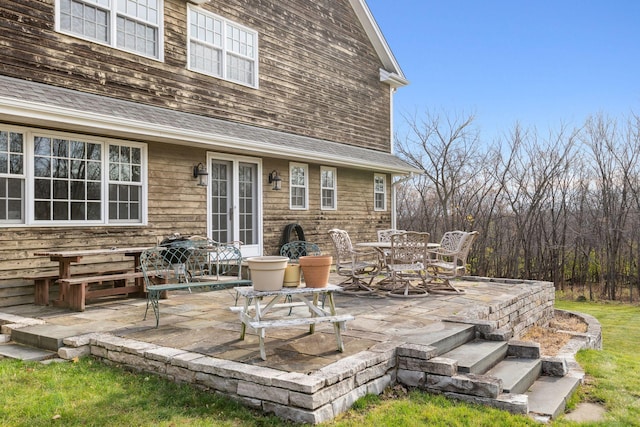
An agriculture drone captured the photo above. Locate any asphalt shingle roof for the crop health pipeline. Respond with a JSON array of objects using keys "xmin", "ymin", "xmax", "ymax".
[{"xmin": 0, "ymin": 75, "xmax": 419, "ymax": 174}]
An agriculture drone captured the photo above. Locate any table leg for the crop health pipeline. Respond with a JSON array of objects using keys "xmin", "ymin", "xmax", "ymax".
[
  {"xmin": 239, "ymin": 296, "xmax": 251, "ymax": 340},
  {"xmin": 259, "ymin": 328, "xmax": 267, "ymax": 360}
]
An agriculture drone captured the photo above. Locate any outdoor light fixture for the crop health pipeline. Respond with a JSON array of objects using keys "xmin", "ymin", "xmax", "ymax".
[
  {"xmin": 193, "ymin": 162, "xmax": 209, "ymax": 187},
  {"xmin": 268, "ymin": 170, "xmax": 282, "ymax": 190}
]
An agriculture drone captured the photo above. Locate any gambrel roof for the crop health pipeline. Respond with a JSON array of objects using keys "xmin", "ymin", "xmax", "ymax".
[{"xmin": 0, "ymin": 76, "xmax": 419, "ymax": 174}]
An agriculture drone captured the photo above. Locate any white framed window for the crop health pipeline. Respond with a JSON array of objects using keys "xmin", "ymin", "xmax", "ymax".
[
  {"xmin": 56, "ymin": 0, "xmax": 164, "ymax": 60},
  {"xmin": 374, "ymin": 173, "xmax": 386, "ymax": 211},
  {"xmin": 188, "ymin": 6, "xmax": 258, "ymax": 88},
  {"xmin": 320, "ymin": 166, "xmax": 337, "ymax": 210},
  {"xmin": 0, "ymin": 125, "xmax": 147, "ymax": 227},
  {"xmin": 289, "ymin": 163, "xmax": 308, "ymax": 210}
]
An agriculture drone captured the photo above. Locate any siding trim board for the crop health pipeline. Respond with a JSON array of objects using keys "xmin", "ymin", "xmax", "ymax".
[{"xmin": 0, "ymin": 76, "xmax": 419, "ymax": 175}]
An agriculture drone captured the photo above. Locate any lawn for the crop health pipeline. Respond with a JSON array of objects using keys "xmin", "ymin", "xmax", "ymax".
[{"xmin": 1, "ymin": 298, "xmax": 638, "ymax": 426}]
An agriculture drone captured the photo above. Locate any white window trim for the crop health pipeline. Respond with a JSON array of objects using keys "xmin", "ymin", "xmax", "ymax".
[
  {"xmin": 0, "ymin": 125, "xmax": 148, "ymax": 227},
  {"xmin": 289, "ymin": 162, "xmax": 308, "ymax": 210},
  {"xmin": 374, "ymin": 173, "xmax": 387, "ymax": 211},
  {"xmin": 187, "ymin": 5, "xmax": 259, "ymax": 88},
  {"xmin": 55, "ymin": 0, "xmax": 165, "ymax": 62},
  {"xmin": 320, "ymin": 166, "xmax": 337, "ymax": 211}
]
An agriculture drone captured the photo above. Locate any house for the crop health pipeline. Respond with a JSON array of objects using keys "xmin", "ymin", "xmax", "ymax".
[{"xmin": 0, "ymin": 0, "xmax": 419, "ymax": 306}]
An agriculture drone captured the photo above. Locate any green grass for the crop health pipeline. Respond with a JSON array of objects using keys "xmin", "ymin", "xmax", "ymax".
[
  {"xmin": 1, "ymin": 299, "xmax": 638, "ymax": 426},
  {"xmin": 551, "ymin": 299, "xmax": 640, "ymax": 426}
]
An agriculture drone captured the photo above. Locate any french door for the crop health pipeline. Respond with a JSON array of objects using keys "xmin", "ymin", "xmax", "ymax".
[{"xmin": 207, "ymin": 154, "xmax": 262, "ymax": 257}]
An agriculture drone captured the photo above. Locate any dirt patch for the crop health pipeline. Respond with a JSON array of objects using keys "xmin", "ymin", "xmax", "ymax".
[{"xmin": 520, "ymin": 312, "xmax": 588, "ymax": 356}]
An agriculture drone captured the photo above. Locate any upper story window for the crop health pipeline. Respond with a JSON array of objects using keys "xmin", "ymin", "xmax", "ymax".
[
  {"xmin": 57, "ymin": 0, "xmax": 163, "ymax": 60},
  {"xmin": 374, "ymin": 173, "xmax": 387, "ymax": 211},
  {"xmin": 290, "ymin": 163, "xmax": 308, "ymax": 210},
  {"xmin": 188, "ymin": 6, "xmax": 258, "ymax": 88},
  {"xmin": 0, "ymin": 125, "xmax": 146, "ymax": 226},
  {"xmin": 320, "ymin": 166, "xmax": 337, "ymax": 210}
]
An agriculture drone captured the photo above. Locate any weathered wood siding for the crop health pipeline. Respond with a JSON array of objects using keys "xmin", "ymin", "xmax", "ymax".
[
  {"xmin": 0, "ymin": 143, "xmax": 391, "ymax": 306},
  {"xmin": 0, "ymin": 0, "xmax": 391, "ymax": 151},
  {"xmin": 0, "ymin": 0, "xmax": 396, "ymax": 306}
]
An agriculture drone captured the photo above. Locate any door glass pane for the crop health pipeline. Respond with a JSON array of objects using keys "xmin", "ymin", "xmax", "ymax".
[
  {"xmin": 238, "ymin": 162, "xmax": 257, "ymax": 245},
  {"xmin": 210, "ymin": 160, "xmax": 232, "ymax": 243}
]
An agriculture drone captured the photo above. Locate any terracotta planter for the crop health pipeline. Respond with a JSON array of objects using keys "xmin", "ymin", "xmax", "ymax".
[
  {"xmin": 283, "ymin": 264, "xmax": 301, "ymax": 287},
  {"xmin": 246, "ymin": 256, "xmax": 289, "ymax": 291},
  {"xmin": 299, "ymin": 255, "xmax": 333, "ymax": 288}
]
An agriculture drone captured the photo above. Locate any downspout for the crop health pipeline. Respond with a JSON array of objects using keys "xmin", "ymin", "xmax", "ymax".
[{"xmin": 391, "ymin": 173, "xmax": 414, "ymax": 229}]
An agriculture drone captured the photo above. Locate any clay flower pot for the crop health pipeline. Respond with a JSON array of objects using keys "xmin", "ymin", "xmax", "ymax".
[
  {"xmin": 299, "ymin": 255, "xmax": 332, "ymax": 288},
  {"xmin": 246, "ymin": 256, "xmax": 289, "ymax": 291},
  {"xmin": 283, "ymin": 263, "xmax": 301, "ymax": 287}
]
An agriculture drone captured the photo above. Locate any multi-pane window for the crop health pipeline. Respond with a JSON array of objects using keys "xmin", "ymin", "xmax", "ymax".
[
  {"xmin": 374, "ymin": 174, "xmax": 386, "ymax": 211},
  {"xmin": 58, "ymin": 0, "xmax": 162, "ymax": 59},
  {"xmin": 188, "ymin": 7, "xmax": 258, "ymax": 87},
  {"xmin": 0, "ymin": 129, "xmax": 25, "ymax": 223},
  {"xmin": 108, "ymin": 144, "xmax": 142, "ymax": 222},
  {"xmin": 290, "ymin": 163, "xmax": 308, "ymax": 210},
  {"xmin": 33, "ymin": 136, "xmax": 103, "ymax": 221},
  {"xmin": 0, "ymin": 126, "xmax": 146, "ymax": 226},
  {"xmin": 320, "ymin": 166, "xmax": 336, "ymax": 210}
]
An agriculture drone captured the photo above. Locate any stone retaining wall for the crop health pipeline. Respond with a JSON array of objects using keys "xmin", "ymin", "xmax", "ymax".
[
  {"xmin": 457, "ymin": 277, "xmax": 556, "ymax": 338},
  {"xmin": 58, "ymin": 333, "xmax": 398, "ymax": 425}
]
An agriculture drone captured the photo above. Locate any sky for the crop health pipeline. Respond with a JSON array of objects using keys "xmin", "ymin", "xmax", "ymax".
[{"xmin": 366, "ymin": 0, "xmax": 640, "ymax": 143}]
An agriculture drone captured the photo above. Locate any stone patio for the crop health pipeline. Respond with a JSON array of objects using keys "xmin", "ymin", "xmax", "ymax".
[{"xmin": 0, "ymin": 275, "xmax": 599, "ymax": 423}]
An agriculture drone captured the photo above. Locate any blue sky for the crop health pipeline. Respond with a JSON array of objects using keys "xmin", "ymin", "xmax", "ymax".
[{"xmin": 366, "ymin": 0, "xmax": 640, "ymax": 142}]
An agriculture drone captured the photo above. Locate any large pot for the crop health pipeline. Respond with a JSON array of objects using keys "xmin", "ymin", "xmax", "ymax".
[
  {"xmin": 299, "ymin": 255, "xmax": 333, "ymax": 288},
  {"xmin": 246, "ymin": 256, "xmax": 289, "ymax": 291}
]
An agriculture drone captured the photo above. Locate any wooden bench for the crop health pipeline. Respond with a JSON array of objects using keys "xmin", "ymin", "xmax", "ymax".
[
  {"xmin": 57, "ymin": 271, "xmax": 150, "ymax": 311},
  {"xmin": 145, "ymin": 277, "xmax": 252, "ymax": 328},
  {"xmin": 25, "ymin": 268, "xmax": 130, "ymax": 306}
]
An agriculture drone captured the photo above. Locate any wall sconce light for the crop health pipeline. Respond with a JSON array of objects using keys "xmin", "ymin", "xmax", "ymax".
[
  {"xmin": 268, "ymin": 170, "xmax": 282, "ymax": 190},
  {"xmin": 193, "ymin": 162, "xmax": 208, "ymax": 187}
]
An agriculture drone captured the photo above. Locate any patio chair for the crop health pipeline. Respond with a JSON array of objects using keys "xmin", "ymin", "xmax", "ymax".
[
  {"xmin": 386, "ymin": 231, "xmax": 430, "ymax": 298},
  {"xmin": 328, "ymin": 228, "xmax": 380, "ymax": 294},
  {"xmin": 375, "ymin": 228, "xmax": 405, "ymax": 267},
  {"xmin": 424, "ymin": 230, "xmax": 479, "ymax": 294}
]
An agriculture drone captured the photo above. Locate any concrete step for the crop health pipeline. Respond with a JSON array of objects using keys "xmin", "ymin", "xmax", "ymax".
[
  {"xmin": 527, "ymin": 374, "xmax": 582, "ymax": 419},
  {"xmin": 0, "ymin": 342, "xmax": 57, "ymax": 361},
  {"xmin": 485, "ymin": 357, "xmax": 542, "ymax": 394},
  {"xmin": 441, "ymin": 339, "xmax": 508, "ymax": 374},
  {"xmin": 419, "ymin": 322, "xmax": 476, "ymax": 355}
]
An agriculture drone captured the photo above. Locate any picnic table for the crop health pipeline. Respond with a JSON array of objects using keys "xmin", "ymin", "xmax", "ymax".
[
  {"xmin": 33, "ymin": 247, "xmax": 151, "ymax": 310},
  {"xmin": 232, "ymin": 284, "xmax": 354, "ymax": 360}
]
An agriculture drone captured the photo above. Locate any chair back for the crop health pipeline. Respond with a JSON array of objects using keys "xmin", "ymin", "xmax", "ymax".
[
  {"xmin": 328, "ymin": 228, "xmax": 354, "ymax": 267},
  {"xmin": 377, "ymin": 229, "xmax": 405, "ymax": 242},
  {"xmin": 140, "ymin": 246, "xmax": 191, "ymax": 286},
  {"xmin": 280, "ymin": 240, "xmax": 321, "ymax": 261},
  {"xmin": 439, "ymin": 230, "xmax": 479, "ymax": 267},
  {"xmin": 389, "ymin": 231, "xmax": 430, "ymax": 266}
]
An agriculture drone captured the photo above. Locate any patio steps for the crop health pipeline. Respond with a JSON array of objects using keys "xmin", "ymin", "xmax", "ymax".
[{"xmin": 403, "ymin": 324, "xmax": 582, "ymax": 420}]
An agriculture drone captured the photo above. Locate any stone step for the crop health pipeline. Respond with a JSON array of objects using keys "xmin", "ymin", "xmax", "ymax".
[
  {"xmin": 0, "ymin": 342, "xmax": 57, "ymax": 361},
  {"xmin": 485, "ymin": 357, "xmax": 542, "ymax": 394},
  {"xmin": 527, "ymin": 374, "xmax": 582, "ymax": 419},
  {"xmin": 441, "ymin": 339, "xmax": 508, "ymax": 374},
  {"xmin": 10, "ymin": 323, "xmax": 98, "ymax": 351},
  {"xmin": 419, "ymin": 322, "xmax": 476, "ymax": 355}
]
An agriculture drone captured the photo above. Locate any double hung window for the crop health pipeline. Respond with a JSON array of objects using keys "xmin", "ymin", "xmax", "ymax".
[
  {"xmin": 374, "ymin": 173, "xmax": 387, "ymax": 211},
  {"xmin": 188, "ymin": 7, "xmax": 258, "ymax": 87},
  {"xmin": 57, "ymin": 0, "xmax": 163, "ymax": 59},
  {"xmin": 0, "ymin": 126, "xmax": 146, "ymax": 226},
  {"xmin": 290, "ymin": 163, "xmax": 308, "ymax": 210},
  {"xmin": 320, "ymin": 167, "xmax": 337, "ymax": 210}
]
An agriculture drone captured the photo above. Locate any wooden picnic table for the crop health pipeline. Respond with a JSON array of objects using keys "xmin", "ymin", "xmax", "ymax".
[{"xmin": 33, "ymin": 246, "xmax": 151, "ymax": 309}]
